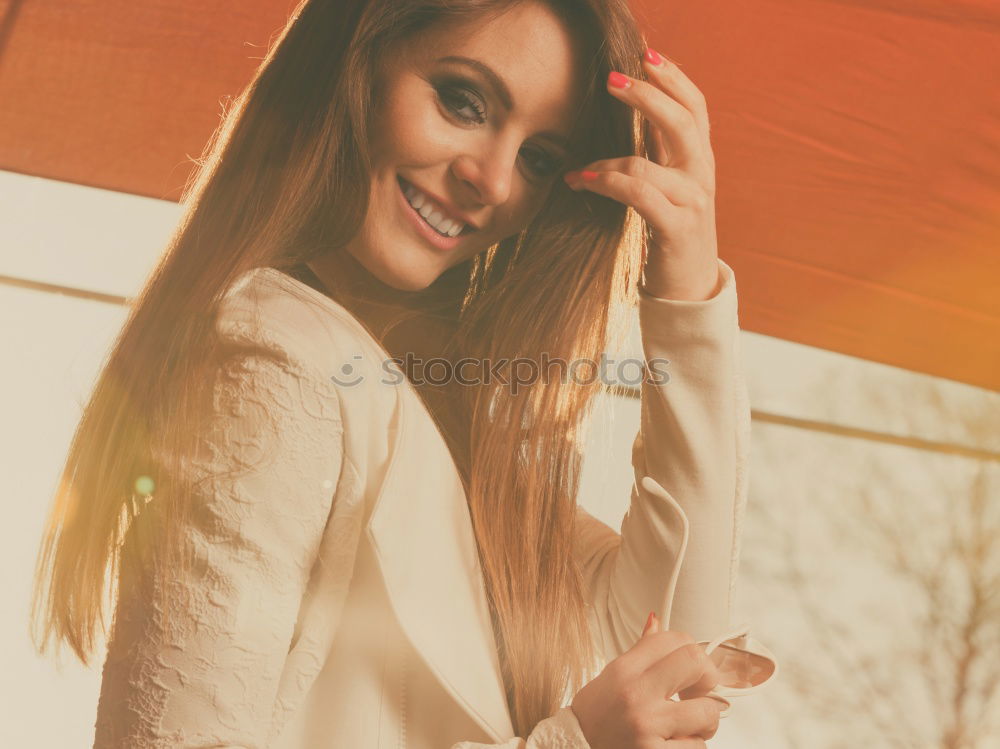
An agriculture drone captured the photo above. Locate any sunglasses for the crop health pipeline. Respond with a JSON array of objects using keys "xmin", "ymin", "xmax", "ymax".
[{"xmin": 697, "ymin": 621, "xmax": 778, "ymax": 717}]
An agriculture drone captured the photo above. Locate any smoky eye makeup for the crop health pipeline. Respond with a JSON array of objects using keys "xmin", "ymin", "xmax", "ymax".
[
  {"xmin": 428, "ymin": 70, "xmax": 568, "ymax": 180},
  {"xmin": 432, "ymin": 75, "xmax": 488, "ymax": 125},
  {"xmin": 519, "ymin": 144, "xmax": 565, "ymax": 179}
]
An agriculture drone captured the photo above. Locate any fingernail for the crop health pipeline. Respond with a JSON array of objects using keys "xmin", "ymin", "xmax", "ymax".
[
  {"xmin": 644, "ymin": 47, "xmax": 663, "ymax": 66},
  {"xmin": 642, "ymin": 610, "xmax": 655, "ymax": 635},
  {"xmin": 708, "ymin": 695, "xmax": 731, "ymax": 712},
  {"xmin": 580, "ymin": 170, "xmax": 599, "ymax": 181},
  {"xmin": 607, "ymin": 71, "xmax": 631, "ymax": 89}
]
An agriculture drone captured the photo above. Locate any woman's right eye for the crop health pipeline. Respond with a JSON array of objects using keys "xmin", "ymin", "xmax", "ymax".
[{"xmin": 435, "ymin": 84, "xmax": 487, "ymax": 125}]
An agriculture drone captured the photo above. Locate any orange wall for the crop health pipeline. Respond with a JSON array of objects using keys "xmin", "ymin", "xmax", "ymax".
[{"xmin": 2, "ymin": 0, "xmax": 997, "ymax": 390}]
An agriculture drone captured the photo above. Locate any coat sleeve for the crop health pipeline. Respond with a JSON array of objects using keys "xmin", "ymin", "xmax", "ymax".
[
  {"xmin": 447, "ymin": 258, "xmax": 757, "ymax": 749},
  {"xmin": 92, "ymin": 348, "xmax": 346, "ymax": 749},
  {"xmin": 573, "ymin": 257, "xmax": 759, "ymax": 659}
]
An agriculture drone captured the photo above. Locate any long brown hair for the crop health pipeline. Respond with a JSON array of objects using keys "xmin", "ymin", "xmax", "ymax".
[{"xmin": 30, "ymin": 0, "xmax": 648, "ymax": 735}]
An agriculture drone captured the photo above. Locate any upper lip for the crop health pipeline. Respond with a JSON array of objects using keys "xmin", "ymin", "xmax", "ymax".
[{"xmin": 400, "ymin": 177, "xmax": 480, "ymax": 231}]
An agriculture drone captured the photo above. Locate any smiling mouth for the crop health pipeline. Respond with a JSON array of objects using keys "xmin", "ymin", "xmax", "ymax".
[{"xmin": 397, "ymin": 176, "xmax": 476, "ymax": 238}]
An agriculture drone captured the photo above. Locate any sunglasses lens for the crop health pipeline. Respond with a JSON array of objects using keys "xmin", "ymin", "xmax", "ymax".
[{"xmin": 706, "ymin": 642, "xmax": 776, "ymax": 689}]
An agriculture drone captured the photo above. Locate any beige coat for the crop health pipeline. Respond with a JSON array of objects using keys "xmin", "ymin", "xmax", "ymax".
[{"xmin": 93, "ymin": 258, "xmax": 770, "ymax": 748}]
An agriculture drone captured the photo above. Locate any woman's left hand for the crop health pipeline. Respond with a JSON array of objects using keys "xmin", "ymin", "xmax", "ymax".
[{"xmin": 563, "ymin": 48, "xmax": 721, "ymax": 302}]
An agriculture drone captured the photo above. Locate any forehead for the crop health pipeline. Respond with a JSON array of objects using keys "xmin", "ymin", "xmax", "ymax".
[{"xmin": 402, "ymin": 2, "xmax": 588, "ymax": 135}]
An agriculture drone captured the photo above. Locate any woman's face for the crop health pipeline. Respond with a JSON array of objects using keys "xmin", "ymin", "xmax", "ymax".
[{"xmin": 347, "ymin": 0, "xmax": 586, "ymax": 291}]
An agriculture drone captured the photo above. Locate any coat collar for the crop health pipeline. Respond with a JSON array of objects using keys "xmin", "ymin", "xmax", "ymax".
[{"xmin": 251, "ymin": 266, "xmax": 515, "ymax": 741}]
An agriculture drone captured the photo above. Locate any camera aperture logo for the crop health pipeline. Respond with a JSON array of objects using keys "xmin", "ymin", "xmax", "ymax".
[{"xmin": 329, "ymin": 352, "xmax": 670, "ymax": 393}]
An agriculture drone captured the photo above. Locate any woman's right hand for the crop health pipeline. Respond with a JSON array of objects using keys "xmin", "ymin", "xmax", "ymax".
[{"xmin": 570, "ymin": 612, "xmax": 724, "ymax": 748}]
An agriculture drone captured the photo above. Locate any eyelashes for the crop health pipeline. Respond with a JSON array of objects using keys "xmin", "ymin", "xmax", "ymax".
[
  {"xmin": 518, "ymin": 146, "xmax": 563, "ymax": 178},
  {"xmin": 432, "ymin": 78, "xmax": 564, "ymax": 179},
  {"xmin": 434, "ymin": 80, "xmax": 487, "ymax": 125}
]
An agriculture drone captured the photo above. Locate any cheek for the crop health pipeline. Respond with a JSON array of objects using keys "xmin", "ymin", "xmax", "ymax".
[
  {"xmin": 374, "ymin": 83, "xmax": 454, "ymax": 164},
  {"xmin": 504, "ymin": 187, "xmax": 552, "ymax": 231}
]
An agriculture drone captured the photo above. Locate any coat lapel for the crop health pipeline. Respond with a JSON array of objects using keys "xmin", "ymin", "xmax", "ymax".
[
  {"xmin": 249, "ymin": 267, "xmax": 514, "ymax": 740},
  {"xmin": 366, "ymin": 372, "xmax": 515, "ymax": 742}
]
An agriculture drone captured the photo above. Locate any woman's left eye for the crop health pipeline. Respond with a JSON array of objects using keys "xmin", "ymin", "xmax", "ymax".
[{"xmin": 519, "ymin": 146, "xmax": 563, "ymax": 178}]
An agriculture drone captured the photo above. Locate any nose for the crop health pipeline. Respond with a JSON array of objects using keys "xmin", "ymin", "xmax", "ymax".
[{"xmin": 451, "ymin": 138, "xmax": 519, "ymax": 207}]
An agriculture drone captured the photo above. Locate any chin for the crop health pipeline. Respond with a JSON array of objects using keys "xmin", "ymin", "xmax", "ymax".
[
  {"xmin": 384, "ymin": 273, "xmax": 437, "ymax": 292},
  {"xmin": 349, "ymin": 246, "xmax": 442, "ymax": 292}
]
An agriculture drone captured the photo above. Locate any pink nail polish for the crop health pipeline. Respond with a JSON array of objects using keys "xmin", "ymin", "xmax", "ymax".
[
  {"xmin": 644, "ymin": 47, "xmax": 663, "ymax": 66},
  {"xmin": 607, "ymin": 71, "xmax": 631, "ymax": 89},
  {"xmin": 580, "ymin": 170, "xmax": 599, "ymax": 180}
]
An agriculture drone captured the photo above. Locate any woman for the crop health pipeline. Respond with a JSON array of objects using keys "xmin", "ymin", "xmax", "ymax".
[{"xmin": 30, "ymin": 0, "xmax": 776, "ymax": 746}]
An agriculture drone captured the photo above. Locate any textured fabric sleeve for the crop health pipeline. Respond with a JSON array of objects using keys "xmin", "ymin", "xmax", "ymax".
[
  {"xmin": 573, "ymin": 257, "xmax": 753, "ymax": 660},
  {"xmin": 92, "ymin": 350, "xmax": 346, "ymax": 748},
  {"xmin": 449, "ymin": 706, "xmax": 592, "ymax": 748}
]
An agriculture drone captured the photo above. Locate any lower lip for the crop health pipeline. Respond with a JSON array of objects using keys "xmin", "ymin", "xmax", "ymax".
[{"xmin": 396, "ymin": 176, "xmax": 467, "ymax": 252}]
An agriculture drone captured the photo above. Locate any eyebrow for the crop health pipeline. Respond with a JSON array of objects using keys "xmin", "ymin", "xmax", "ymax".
[{"xmin": 435, "ymin": 55, "xmax": 572, "ymax": 151}]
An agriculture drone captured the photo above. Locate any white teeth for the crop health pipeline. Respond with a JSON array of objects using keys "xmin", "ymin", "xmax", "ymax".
[{"xmin": 401, "ymin": 179, "xmax": 466, "ymax": 237}]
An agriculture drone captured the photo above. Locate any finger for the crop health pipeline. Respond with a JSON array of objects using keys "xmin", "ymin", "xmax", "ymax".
[
  {"xmin": 650, "ymin": 697, "xmax": 723, "ymax": 742},
  {"xmin": 642, "ymin": 610, "xmax": 657, "ymax": 637},
  {"xmin": 567, "ymin": 156, "xmax": 703, "ymax": 207},
  {"xmin": 641, "ymin": 611, "xmax": 663, "ymax": 637},
  {"xmin": 677, "ymin": 679, "xmax": 719, "ymax": 701},
  {"xmin": 624, "ymin": 629, "xmax": 697, "ymax": 673},
  {"xmin": 704, "ymin": 693, "xmax": 731, "ymax": 714},
  {"xmin": 640, "ymin": 641, "xmax": 721, "ymax": 699},
  {"xmin": 648, "ymin": 121, "xmax": 671, "ymax": 166},
  {"xmin": 642, "ymin": 48, "xmax": 712, "ymax": 155},
  {"xmin": 561, "ymin": 169, "xmax": 681, "ymax": 239},
  {"xmin": 606, "ymin": 71, "xmax": 711, "ymax": 185},
  {"xmin": 677, "ymin": 644, "xmax": 724, "ymax": 700}
]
